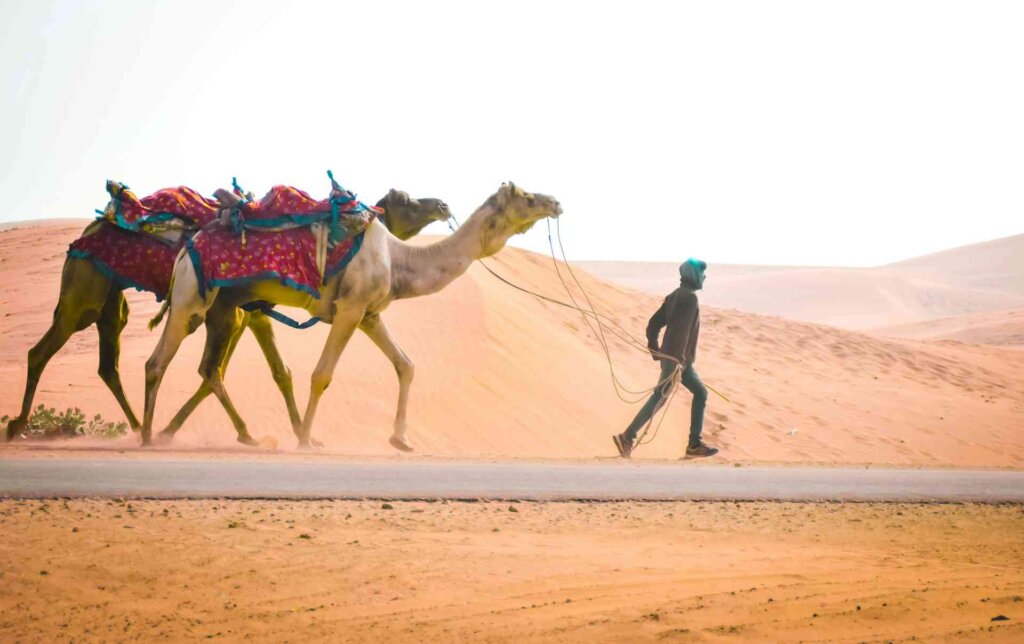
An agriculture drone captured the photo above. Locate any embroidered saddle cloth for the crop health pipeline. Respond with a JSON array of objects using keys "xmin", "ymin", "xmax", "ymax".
[
  {"xmin": 68, "ymin": 221, "xmax": 183, "ymax": 300},
  {"xmin": 186, "ymin": 224, "xmax": 370, "ymax": 299},
  {"xmin": 68, "ymin": 181, "xmax": 224, "ymax": 300},
  {"xmin": 97, "ymin": 180, "xmax": 221, "ymax": 232},
  {"xmin": 217, "ymin": 174, "xmax": 377, "ymax": 241},
  {"xmin": 68, "ymin": 176, "xmax": 376, "ymax": 301},
  {"xmin": 188, "ymin": 173, "xmax": 379, "ymax": 298}
]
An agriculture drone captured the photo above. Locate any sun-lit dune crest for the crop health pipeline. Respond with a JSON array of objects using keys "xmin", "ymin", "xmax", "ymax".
[{"xmin": 1, "ymin": 221, "xmax": 1021, "ymax": 467}]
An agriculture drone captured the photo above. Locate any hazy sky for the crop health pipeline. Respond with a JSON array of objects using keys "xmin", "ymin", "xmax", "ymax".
[{"xmin": 2, "ymin": 1, "xmax": 1021, "ymax": 266}]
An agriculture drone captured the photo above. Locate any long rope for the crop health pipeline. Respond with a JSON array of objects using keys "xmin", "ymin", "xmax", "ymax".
[
  {"xmin": 447, "ymin": 214, "xmax": 722, "ymax": 449},
  {"xmin": 545, "ymin": 218, "xmax": 678, "ymax": 445}
]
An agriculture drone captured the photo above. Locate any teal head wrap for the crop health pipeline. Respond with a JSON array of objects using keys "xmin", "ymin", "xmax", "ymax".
[{"xmin": 679, "ymin": 257, "xmax": 707, "ymax": 290}]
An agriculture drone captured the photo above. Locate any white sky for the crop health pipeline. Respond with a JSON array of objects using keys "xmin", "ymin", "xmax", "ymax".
[{"xmin": 1, "ymin": 0, "xmax": 1021, "ymax": 266}]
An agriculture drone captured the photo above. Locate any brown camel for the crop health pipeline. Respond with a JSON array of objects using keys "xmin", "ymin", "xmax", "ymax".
[
  {"xmin": 144, "ymin": 183, "xmax": 561, "ymax": 450},
  {"xmin": 5, "ymin": 190, "xmax": 450, "ymax": 443}
]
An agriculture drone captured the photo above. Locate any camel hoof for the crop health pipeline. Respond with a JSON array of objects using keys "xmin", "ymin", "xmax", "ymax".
[
  {"xmin": 295, "ymin": 439, "xmax": 324, "ymax": 451},
  {"xmin": 236, "ymin": 434, "xmax": 259, "ymax": 447},
  {"xmin": 140, "ymin": 437, "xmax": 153, "ymax": 447},
  {"xmin": 155, "ymin": 430, "xmax": 176, "ymax": 445},
  {"xmin": 6, "ymin": 420, "xmax": 25, "ymax": 441},
  {"xmin": 389, "ymin": 435, "xmax": 414, "ymax": 452}
]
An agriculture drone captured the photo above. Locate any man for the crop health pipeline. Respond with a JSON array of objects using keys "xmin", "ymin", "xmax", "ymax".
[{"xmin": 613, "ymin": 258, "xmax": 718, "ymax": 459}]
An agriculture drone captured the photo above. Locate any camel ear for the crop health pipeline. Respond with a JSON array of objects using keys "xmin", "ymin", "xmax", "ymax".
[
  {"xmin": 388, "ymin": 189, "xmax": 409, "ymax": 205},
  {"xmin": 496, "ymin": 183, "xmax": 512, "ymax": 206}
]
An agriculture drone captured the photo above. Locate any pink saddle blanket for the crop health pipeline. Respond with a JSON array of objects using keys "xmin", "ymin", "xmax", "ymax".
[
  {"xmin": 226, "ymin": 182, "xmax": 378, "ymax": 236},
  {"xmin": 186, "ymin": 221, "xmax": 372, "ymax": 299},
  {"xmin": 99, "ymin": 181, "xmax": 221, "ymax": 231},
  {"xmin": 67, "ymin": 223, "xmax": 182, "ymax": 300}
]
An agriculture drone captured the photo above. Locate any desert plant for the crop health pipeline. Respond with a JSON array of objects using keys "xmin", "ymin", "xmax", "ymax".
[{"xmin": 2, "ymin": 405, "xmax": 128, "ymax": 439}]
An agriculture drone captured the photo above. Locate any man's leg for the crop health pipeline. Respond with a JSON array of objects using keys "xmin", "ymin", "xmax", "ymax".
[
  {"xmin": 617, "ymin": 361, "xmax": 676, "ymax": 455},
  {"xmin": 681, "ymin": 365, "xmax": 716, "ymax": 456}
]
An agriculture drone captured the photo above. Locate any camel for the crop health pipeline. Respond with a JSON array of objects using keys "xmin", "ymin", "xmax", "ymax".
[
  {"xmin": 156, "ymin": 189, "xmax": 451, "ymax": 444},
  {"xmin": 143, "ymin": 182, "xmax": 562, "ymax": 450},
  {"xmin": 5, "ymin": 189, "xmax": 450, "ymax": 443}
]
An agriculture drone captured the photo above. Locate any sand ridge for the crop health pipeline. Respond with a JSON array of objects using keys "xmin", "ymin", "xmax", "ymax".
[{"xmin": 0, "ymin": 221, "xmax": 1022, "ymax": 466}]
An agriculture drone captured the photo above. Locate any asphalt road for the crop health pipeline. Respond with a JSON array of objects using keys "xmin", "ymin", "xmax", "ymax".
[{"xmin": 0, "ymin": 457, "xmax": 1021, "ymax": 501}]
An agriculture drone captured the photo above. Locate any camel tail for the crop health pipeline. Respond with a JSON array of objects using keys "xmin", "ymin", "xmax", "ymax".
[
  {"xmin": 148, "ymin": 300, "xmax": 170, "ymax": 330},
  {"xmin": 149, "ymin": 246, "xmax": 187, "ymax": 330}
]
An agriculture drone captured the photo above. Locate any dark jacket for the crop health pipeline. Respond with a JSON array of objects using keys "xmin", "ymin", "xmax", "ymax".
[{"xmin": 646, "ymin": 287, "xmax": 700, "ymax": 365}]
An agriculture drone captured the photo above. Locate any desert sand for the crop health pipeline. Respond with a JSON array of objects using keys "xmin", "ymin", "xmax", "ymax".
[
  {"xmin": 0, "ymin": 499, "xmax": 1021, "ymax": 642},
  {"xmin": 581, "ymin": 233, "xmax": 1024, "ymax": 330},
  {"xmin": 876, "ymin": 308, "xmax": 1024, "ymax": 347},
  {"xmin": 1, "ymin": 221, "xmax": 1022, "ymax": 467}
]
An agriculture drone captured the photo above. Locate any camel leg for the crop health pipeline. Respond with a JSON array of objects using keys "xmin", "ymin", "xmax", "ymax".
[
  {"xmin": 359, "ymin": 314, "xmax": 415, "ymax": 452},
  {"xmin": 6, "ymin": 258, "xmax": 111, "ymax": 440},
  {"xmin": 158, "ymin": 310, "xmax": 251, "ymax": 442},
  {"xmin": 247, "ymin": 312, "xmax": 304, "ymax": 441},
  {"xmin": 96, "ymin": 289, "xmax": 141, "ymax": 431},
  {"xmin": 297, "ymin": 308, "xmax": 364, "ymax": 449},
  {"xmin": 142, "ymin": 263, "xmax": 213, "ymax": 446},
  {"xmin": 192, "ymin": 300, "xmax": 257, "ymax": 446}
]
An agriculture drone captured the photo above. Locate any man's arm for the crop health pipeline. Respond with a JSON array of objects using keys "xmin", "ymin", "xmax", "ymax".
[{"xmin": 646, "ymin": 299, "xmax": 668, "ymax": 359}]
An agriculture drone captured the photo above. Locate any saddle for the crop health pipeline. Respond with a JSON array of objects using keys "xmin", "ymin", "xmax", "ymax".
[
  {"xmin": 98, "ymin": 180, "xmax": 222, "ymax": 244},
  {"xmin": 210, "ymin": 172, "xmax": 380, "ymax": 276}
]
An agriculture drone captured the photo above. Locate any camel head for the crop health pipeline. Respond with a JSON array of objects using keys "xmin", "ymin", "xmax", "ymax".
[
  {"xmin": 479, "ymin": 182, "xmax": 562, "ymax": 256},
  {"xmin": 376, "ymin": 189, "xmax": 452, "ymax": 241}
]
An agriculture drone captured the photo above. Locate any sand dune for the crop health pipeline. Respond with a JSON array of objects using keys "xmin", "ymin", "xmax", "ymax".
[
  {"xmin": 876, "ymin": 308, "xmax": 1024, "ymax": 347},
  {"xmin": 1, "ymin": 221, "xmax": 1022, "ymax": 467},
  {"xmin": 581, "ymin": 233, "xmax": 1024, "ymax": 329}
]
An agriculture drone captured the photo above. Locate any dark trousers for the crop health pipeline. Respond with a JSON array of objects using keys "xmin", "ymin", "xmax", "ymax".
[{"xmin": 623, "ymin": 360, "xmax": 707, "ymax": 447}]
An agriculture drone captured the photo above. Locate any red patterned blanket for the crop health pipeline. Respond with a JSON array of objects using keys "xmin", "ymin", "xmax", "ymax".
[
  {"xmin": 186, "ymin": 221, "xmax": 371, "ymax": 299},
  {"xmin": 222, "ymin": 173, "xmax": 378, "ymax": 242},
  {"xmin": 71, "ymin": 174, "xmax": 376, "ymax": 302},
  {"xmin": 99, "ymin": 181, "xmax": 221, "ymax": 231},
  {"xmin": 187, "ymin": 172, "xmax": 378, "ymax": 298},
  {"xmin": 68, "ymin": 223, "xmax": 182, "ymax": 300}
]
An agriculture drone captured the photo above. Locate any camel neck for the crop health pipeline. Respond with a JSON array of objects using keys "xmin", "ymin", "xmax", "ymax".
[{"xmin": 388, "ymin": 203, "xmax": 495, "ymax": 300}]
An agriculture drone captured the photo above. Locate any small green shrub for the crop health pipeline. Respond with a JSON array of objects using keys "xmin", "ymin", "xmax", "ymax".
[{"xmin": 2, "ymin": 405, "xmax": 128, "ymax": 439}]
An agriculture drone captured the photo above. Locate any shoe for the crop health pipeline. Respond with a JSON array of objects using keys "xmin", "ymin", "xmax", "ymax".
[
  {"xmin": 685, "ymin": 442, "xmax": 719, "ymax": 458},
  {"xmin": 612, "ymin": 433, "xmax": 633, "ymax": 459}
]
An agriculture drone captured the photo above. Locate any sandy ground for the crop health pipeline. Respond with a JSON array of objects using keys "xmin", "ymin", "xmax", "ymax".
[
  {"xmin": 0, "ymin": 500, "xmax": 1020, "ymax": 642},
  {"xmin": 2, "ymin": 222, "xmax": 1023, "ymax": 467}
]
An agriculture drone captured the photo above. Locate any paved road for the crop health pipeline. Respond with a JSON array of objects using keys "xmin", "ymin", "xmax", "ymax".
[{"xmin": 0, "ymin": 457, "xmax": 1021, "ymax": 501}]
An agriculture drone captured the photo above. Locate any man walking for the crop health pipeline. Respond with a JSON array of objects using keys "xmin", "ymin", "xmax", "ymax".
[{"xmin": 613, "ymin": 258, "xmax": 718, "ymax": 459}]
